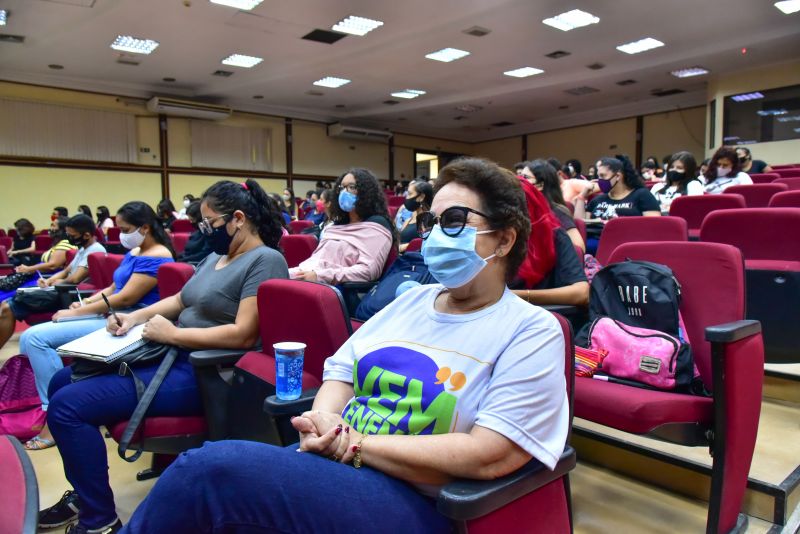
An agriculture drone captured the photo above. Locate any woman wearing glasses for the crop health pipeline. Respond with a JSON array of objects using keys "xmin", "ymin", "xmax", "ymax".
[
  {"xmin": 289, "ymin": 168, "xmax": 395, "ymax": 284},
  {"xmin": 122, "ymin": 159, "xmax": 569, "ymax": 534},
  {"xmin": 39, "ymin": 180, "xmax": 289, "ymax": 534}
]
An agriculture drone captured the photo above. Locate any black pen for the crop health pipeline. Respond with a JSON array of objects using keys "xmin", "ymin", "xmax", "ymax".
[{"xmin": 102, "ymin": 294, "xmax": 122, "ymax": 327}]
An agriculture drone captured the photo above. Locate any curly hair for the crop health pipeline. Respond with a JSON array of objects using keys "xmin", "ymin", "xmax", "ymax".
[
  {"xmin": 434, "ymin": 158, "xmax": 531, "ymax": 283},
  {"xmin": 330, "ymin": 168, "xmax": 391, "ymax": 226},
  {"xmin": 202, "ymin": 179, "xmax": 284, "ymax": 250},
  {"xmin": 705, "ymin": 146, "xmax": 742, "ymax": 184}
]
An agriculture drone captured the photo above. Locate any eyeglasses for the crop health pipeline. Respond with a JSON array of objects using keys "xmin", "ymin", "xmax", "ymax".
[
  {"xmin": 417, "ymin": 206, "xmax": 490, "ymax": 239},
  {"xmin": 338, "ymin": 183, "xmax": 358, "ymax": 194},
  {"xmin": 197, "ymin": 213, "xmax": 231, "ymax": 236}
]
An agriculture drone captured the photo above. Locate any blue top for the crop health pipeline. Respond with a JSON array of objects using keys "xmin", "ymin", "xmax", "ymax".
[{"xmin": 112, "ymin": 252, "xmax": 174, "ymax": 307}]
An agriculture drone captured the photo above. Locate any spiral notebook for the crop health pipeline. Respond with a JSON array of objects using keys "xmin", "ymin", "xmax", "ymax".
[{"xmin": 57, "ymin": 324, "xmax": 148, "ymax": 363}]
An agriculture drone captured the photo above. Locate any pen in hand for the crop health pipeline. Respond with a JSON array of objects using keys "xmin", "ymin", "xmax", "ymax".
[{"xmin": 102, "ymin": 294, "xmax": 122, "ymax": 327}]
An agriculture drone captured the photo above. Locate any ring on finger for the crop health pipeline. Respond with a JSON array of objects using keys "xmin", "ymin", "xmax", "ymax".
[{"xmin": 329, "ymin": 454, "xmax": 339, "ymax": 461}]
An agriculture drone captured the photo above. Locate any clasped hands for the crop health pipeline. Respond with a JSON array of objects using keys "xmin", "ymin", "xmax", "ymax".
[{"xmin": 293, "ymin": 410, "xmax": 364, "ymax": 464}]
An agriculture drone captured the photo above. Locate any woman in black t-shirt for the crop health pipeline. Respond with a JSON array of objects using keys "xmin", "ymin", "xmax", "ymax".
[
  {"xmin": 574, "ymin": 155, "xmax": 661, "ymax": 221},
  {"xmin": 8, "ymin": 218, "xmax": 36, "ymax": 266},
  {"xmin": 398, "ymin": 180, "xmax": 432, "ymax": 252}
]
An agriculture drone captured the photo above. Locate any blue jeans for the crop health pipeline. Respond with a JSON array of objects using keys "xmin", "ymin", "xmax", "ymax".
[
  {"xmin": 19, "ymin": 317, "xmax": 108, "ymax": 410},
  {"xmin": 121, "ymin": 441, "xmax": 452, "ymax": 534},
  {"xmin": 47, "ymin": 356, "xmax": 203, "ymax": 530}
]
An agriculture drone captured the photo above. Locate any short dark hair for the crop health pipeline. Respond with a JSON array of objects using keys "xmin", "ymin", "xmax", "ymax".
[
  {"xmin": 186, "ymin": 200, "xmax": 202, "ymax": 222},
  {"xmin": 14, "ymin": 218, "xmax": 35, "ymax": 237},
  {"xmin": 65, "ymin": 214, "xmax": 96, "ymax": 237},
  {"xmin": 566, "ymin": 159, "xmax": 582, "ymax": 175},
  {"xmin": 54, "ymin": 206, "xmax": 68, "ymax": 217},
  {"xmin": 434, "ymin": 158, "xmax": 530, "ymax": 283},
  {"xmin": 52, "ymin": 216, "xmax": 69, "ymax": 242}
]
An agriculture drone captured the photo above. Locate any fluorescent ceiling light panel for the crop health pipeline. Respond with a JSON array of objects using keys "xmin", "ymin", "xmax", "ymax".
[
  {"xmin": 731, "ymin": 92, "xmax": 764, "ymax": 102},
  {"xmin": 670, "ymin": 67, "xmax": 709, "ymax": 78},
  {"xmin": 542, "ymin": 9, "xmax": 599, "ymax": 31},
  {"xmin": 331, "ymin": 15, "xmax": 383, "ymax": 36},
  {"xmin": 0, "ymin": 10, "xmax": 7, "ymax": 26},
  {"xmin": 110, "ymin": 35, "xmax": 159, "ymax": 55},
  {"xmin": 616, "ymin": 37, "xmax": 664, "ymax": 54},
  {"xmin": 774, "ymin": 0, "xmax": 800, "ymax": 14},
  {"xmin": 209, "ymin": 0, "xmax": 264, "ymax": 10},
  {"xmin": 425, "ymin": 48, "xmax": 470, "ymax": 62},
  {"xmin": 756, "ymin": 109, "xmax": 788, "ymax": 116},
  {"xmin": 391, "ymin": 89, "xmax": 426, "ymax": 99},
  {"xmin": 221, "ymin": 54, "xmax": 263, "ymax": 68},
  {"xmin": 313, "ymin": 76, "xmax": 351, "ymax": 88},
  {"xmin": 504, "ymin": 67, "xmax": 544, "ymax": 78}
]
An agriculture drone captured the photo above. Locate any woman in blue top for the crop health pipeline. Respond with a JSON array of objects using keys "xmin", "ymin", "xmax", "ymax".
[{"xmin": 19, "ymin": 201, "xmax": 174, "ymax": 451}]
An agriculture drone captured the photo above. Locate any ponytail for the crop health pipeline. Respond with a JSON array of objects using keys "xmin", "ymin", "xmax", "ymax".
[
  {"xmin": 202, "ymin": 179, "xmax": 283, "ymax": 250},
  {"xmin": 599, "ymin": 155, "xmax": 644, "ymax": 190},
  {"xmin": 117, "ymin": 201, "xmax": 175, "ymax": 258}
]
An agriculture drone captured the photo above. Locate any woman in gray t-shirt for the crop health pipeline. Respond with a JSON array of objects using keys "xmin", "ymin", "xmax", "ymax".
[{"xmin": 40, "ymin": 179, "xmax": 288, "ymax": 533}]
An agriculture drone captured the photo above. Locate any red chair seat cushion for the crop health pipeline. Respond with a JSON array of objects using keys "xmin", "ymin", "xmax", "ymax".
[
  {"xmin": 236, "ymin": 351, "xmax": 323, "ymax": 390},
  {"xmin": 109, "ymin": 416, "xmax": 207, "ymax": 442},
  {"xmin": 574, "ymin": 376, "xmax": 713, "ymax": 434},
  {"xmin": 744, "ymin": 259, "xmax": 800, "ymax": 271}
]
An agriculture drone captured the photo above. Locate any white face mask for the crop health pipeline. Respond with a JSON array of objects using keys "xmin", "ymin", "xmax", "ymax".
[
  {"xmin": 119, "ymin": 228, "xmax": 146, "ymax": 250},
  {"xmin": 183, "ymin": 199, "xmax": 191, "ymax": 208},
  {"xmin": 717, "ymin": 167, "xmax": 731, "ymax": 178}
]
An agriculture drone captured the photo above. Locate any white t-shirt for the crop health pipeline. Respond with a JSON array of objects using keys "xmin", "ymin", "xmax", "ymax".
[
  {"xmin": 650, "ymin": 180, "xmax": 704, "ymax": 211},
  {"xmin": 100, "ymin": 218, "xmax": 115, "ymax": 234},
  {"xmin": 323, "ymin": 284, "xmax": 569, "ymax": 472},
  {"xmin": 69, "ymin": 241, "xmax": 107, "ymax": 271},
  {"xmin": 702, "ymin": 172, "xmax": 752, "ymax": 194}
]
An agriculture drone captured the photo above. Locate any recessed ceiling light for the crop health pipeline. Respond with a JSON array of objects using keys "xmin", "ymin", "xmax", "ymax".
[
  {"xmin": 390, "ymin": 89, "xmax": 426, "ymax": 99},
  {"xmin": 313, "ymin": 76, "xmax": 351, "ymax": 88},
  {"xmin": 48, "ymin": 64, "xmax": 64, "ymax": 70},
  {"xmin": 616, "ymin": 37, "xmax": 664, "ymax": 54},
  {"xmin": 110, "ymin": 35, "xmax": 159, "ymax": 55},
  {"xmin": 221, "ymin": 54, "xmax": 263, "ymax": 68},
  {"xmin": 774, "ymin": 0, "xmax": 800, "ymax": 14},
  {"xmin": 542, "ymin": 9, "xmax": 599, "ymax": 31},
  {"xmin": 670, "ymin": 66, "xmax": 709, "ymax": 78},
  {"xmin": 0, "ymin": 10, "xmax": 7, "ymax": 26},
  {"xmin": 209, "ymin": 0, "xmax": 264, "ymax": 10},
  {"xmin": 731, "ymin": 92, "xmax": 764, "ymax": 102},
  {"xmin": 331, "ymin": 15, "xmax": 383, "ymax": 36},
  {"xmin": 425, "ymin": 48, "xmax": 470, "ymax": 63},
  {"xmin": 503, "ymin": 67, "xmax": 544, "ymax": 78}
]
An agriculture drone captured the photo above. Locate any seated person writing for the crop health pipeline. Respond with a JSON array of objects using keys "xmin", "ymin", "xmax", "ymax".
[
  {"xmin": 37, "ymin": 179, "xmax": 289, "ymax": 533},
  {"xmin": 121, "ymin": 158, "xmax": 569, "ymax": 534},
  {"xmin": 19, "ymin": 201, "xmax": 174, "ymax": 451},
  {"xmin": 290, "ymin": 168, "xmax": 394, "ymax": 284}
]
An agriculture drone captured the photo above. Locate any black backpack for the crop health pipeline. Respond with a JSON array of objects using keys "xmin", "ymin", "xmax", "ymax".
[{"xmin": 355, "ymin": 252, "xmax": 437, "ymax": 321}]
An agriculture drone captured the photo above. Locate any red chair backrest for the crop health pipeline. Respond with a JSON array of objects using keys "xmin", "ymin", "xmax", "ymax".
[
  {"xmin": 157, "ymin": 262, "xmax": 195, "ymax": 298},
  {"xmin": 608, "ymin": 241, "xmax": 745, "ymax": 390},
  {"xmin": 668, "ymin": 194, "xmax": 746, "ymax": 231},
  {"xmin": 405, "ymin": 238, "xmax": 422, "ymax": 253},
  {"xmin": 381, "ymin": 245, "xmax": 399, "ymax": 277},
  {"xmin": 0, "ymin": 435, "xmax": 38, "ymax": 534},
  {"xmin": 257, "ymin": 279, "xmax": 353, "ymax": 382},
  {"xmin": 288, "ymin": 220, "xmax": 314, "ymax": 235},
  {"xmin": 550, "ymin": 313, "xmax": 575, "ymax": 426},
  {"xmin": 279, "ymin": 234, "xmax": 318, "ymax": 268},
  {"xmin": 171, "ymin": 219, "xmax": 194, "ymax": 234},
  {"xmin": 0, "ymin": 236, "xmax": 11, "ymax": 250},
  {"xmin": 171, "ymin": 233, "xmax": 190, "ymax": 255},
  {"xmin": 65, "ymin": 248, "xmax": 77, "ymax": 266},
  {"xmin": 700, "ymin": 208, "xmax": 800, "ymax": 262},
  {"xmin": 774, "ymin": 169, "xmax": 800, "ymax": 178},
  {"xmin": 769, "ymin": 190, "xmax": 800, "ymax": 208},
  {"xmin": 8, "ymin": 229, "xmax": 17, "ymax": 238},
  {"xmin": 595, "ymin": 216, "xmax": 687, "ymax": 265},
  {"xmin": 0, "ymin": 229, "xmax": 5, "ymax": 237},
  {"xmin": 573, "ymin": 217, "xmax": 586, "ymax": 245},
  {"xmin": 774, "ymin": 177, "xmax": 800, "ymax": 191},
  {"xmin": 388, "ymin": 205, "xmax": 399, "ymax": 221},
  {"xmin": 106, "ymin": 227, "xmax": 121, "ymax": 241},
  {"xmin": 0, "ymin": 245, "xmax": 8, "ymax": 264},
  {"xmin": 86, "ymin": 252, "xmax": 124, "ymax": 289},
  {"xmin": 724, "ymin": 183, "xmax": 788, "ymax": 208},
  {"xmin": 94, "ymin": 228, "xmax": 106, "ymax": 243},
  {"xmin": 748, "ymin": 173, "xmax": 779, "ymax": 184},
  {"xmin": 34, "ymin": 235, "xmax": 52, "ymax": 252},
  {"xmin": 387, "ymin": 196, "xmax": 406, "ymax": 207}
]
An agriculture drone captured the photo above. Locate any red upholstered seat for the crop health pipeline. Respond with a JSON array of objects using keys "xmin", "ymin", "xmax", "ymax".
[
  {"xmin": 668, "ymin": 194, "xmax": 745, "ymax": 238},
  {"xmin": 774, "ymin": 177, "xmax": 800, "ymax": 191},
  {"xmin": 774, "ymin": 169, "xmax": 800, "ymax": 178},
  {"xmin": 748, "ymin": 172, "xmax": 779, "ymax": 184},
  {"xmin": 700, "ymin": 208, "xmax": 800, "ymax": 261},
  {"xmin": 595, "ymin": 216, "xmax": 687, "ymax": 265},
  {"xmin": 0, "ymin": 435, "xmax": 38, "ymax": 534},
  {"xmin": 288, "ymin": 220, "xmax": 314, "ymax": 234},
  {"xmin": 405, "ymin": 237, "xmax": 422, "ymax": 252},
  {"xmin": 171, "ymin": 219, "xmax": 194, "ymax": 234},
  {"xmin": 768, "ymin": 190, "xmax": 800, "ymax": 208},
  {"xmin": 279, "ymin": 234, "xmax": 317, "ymax": 268},
  {"xmin": 171, "ymin": 233, "xmax": 190, "ymax": 255},
  {"xmin": 725, "ymin": 183, "xmax": 788, "ymax": 208}
]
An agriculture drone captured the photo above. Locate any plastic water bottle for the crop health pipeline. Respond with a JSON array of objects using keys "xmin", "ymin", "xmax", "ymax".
[{"xmin": 273, "ymin": 342, "xmax": 306, "ymax": 400}]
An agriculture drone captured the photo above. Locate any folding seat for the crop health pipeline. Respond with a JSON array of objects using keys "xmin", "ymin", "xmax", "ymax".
[
  {"xmin": 93, "ymin": 227, "xmax": 106, "ymax": 243},
  {"xmin": 405, "ymin": 237, "xmax": 422, "ymax": 252},
  {"xmin": 288, "ymin": 219, "xmax": 314, "ymax": 234},
  {"xmin": 388, "ymin": 205, "xmax": 399, "ymax": 221},
  {"xmin": 773, "ymin": 168, "xmax": 800, "ymax": 178},
  {"xmin": 768, "ymin": 190, "xmax": 800, "ymax": 208},
  {"xmin": 701, "ymin": 208, "xmax": 800, "ymax": 363},
  {"xmin": 747, "ymin": 172, "xmax": 779, "ymax": 184},
  {"xmin": 574, "ymin": 241, "xmax": 763, "ymax": 533},
  {"xmin": 8, "ymin": 229, "xmax": 17, "ymax": 238},
  {"xmin": 770, "ymin": 164, "xmax": 798, "ymax": 170},
  {"xmin": 387, "ymin": 195, "xmax": 406, "ymax": 208},
  {"xmin": 773, "ymin": 177, "xmax": 800, "ymax": 191},
  {"xmin": 32, "ymin": 235, "xmax": 53, "ymax": 259},
  {"xmin": 669, "ymin": 194, "xmax": 746, "ymax": 240},
  {"xmin": 0, "ymin": 435, "xmax": 38, "ymax": 534},
  {"xmin": 105, "ymin": 227, "xmax": 122, "ymax": 253},
  {"xmin": 725, "ymin": 183, "xmax": 788, "ymax": 207},
  {"xmin": 170, "ymin": 219, "xmax": 193, "ymax": 233},
  {"xmin": 279, "ymin": 234, "xmax": 317, "ymax": 268},
  {"xmin": 594, "ymin": 216, "xmax": 687, "ymax": 265},
  {"xmin": 0, "ymin": 246, "xmax": 13, "ymax": 276},
  {"xmin": 573, "ymin": 217, "xmax": 586, "ymax": 245},
  {"xmin": 0, "ymin": 229, "xmax": 5, "ymax": 237},
  {"xmin": 170, "ymin": 233, "xmax": 189, "ymax": 255},
  {"xmin": 0, "ymin": 236, "xmax": 13, "ymax": 250}
]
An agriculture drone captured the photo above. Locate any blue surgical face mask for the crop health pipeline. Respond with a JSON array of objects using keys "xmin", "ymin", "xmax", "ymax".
[
  {"xmin": 338, "ymin": 190, "xmax": 357, "ymax": 212},
  {"xmin": 421, "ymin": 225, "xmax": 495, "ymax": 289}
]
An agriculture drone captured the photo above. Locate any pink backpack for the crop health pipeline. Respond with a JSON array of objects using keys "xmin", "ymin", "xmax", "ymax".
[{"xmin": 0, "ymin": 355, "xmax": 46, "ymax": 440}]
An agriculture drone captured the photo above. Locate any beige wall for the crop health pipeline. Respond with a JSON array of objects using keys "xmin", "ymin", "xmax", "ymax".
[
  {"xmin": 0, "ymin": 166, "xmax": 161, "ymax": 230},
  {"xmin": 642, "ymin": 107, "xmax": 706, "ymax": 164},
  {"xmin": 393, "ymin": 134, "xmax": 474, "ymax": 181},
  {"xmin": 168, "ymin": 174, "xmax": 287, "ymax": 210},
  {"xmin": 527, "ymin": 118, "xmax": 638, "ymax": 169},
  {"xmin": 473, "ymin": 137, "xmax": 524, "ymax": 170},
  {"xmin": 292, "ymin": 121, "xmax": 389, "ymax": 179},
  {"xmin": 707, "ymin": 59, "xmax": 800, "ymax": 164}
]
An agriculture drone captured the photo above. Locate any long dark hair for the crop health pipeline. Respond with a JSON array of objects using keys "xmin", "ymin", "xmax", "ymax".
[
  {"xmin": 283, "ymin": 188, "xmax": 296, "ymax": 215},
  {"xmin": 96, "ymin": 206, "xmax": 111, "ymax": 224},
  {"xmin": 157, "ymin": 199, "xmax": 177, "ymax": 218},
  {"xmin": 78, "ymin": 205, "xmax": 92, "ymax": 218},
  {"xmin": 117, "ymin": 201, "xmax": 175, "ymax": 258},
  {"xmin": 14, "ymin": 218, "xmax": 35, "ymax": 238},
  {"xmin": 410, "ymin": 180, "xmax": 433, "ymax": 211},
  {"xmin": 203, "ymin": 179, "xmax": 283, "ymax": 250},
  {"xmin": 598, "ymin": 155, "xmax": 643, "ymax": 190},
  {"xmin": 705, "ymin": 146, "xmax": 742, "ymax": 184},
  {"xmin": 526, "ymin": 160, "xmax": 570, "ymax": 215},
  {"xmin": 666, "ymin": 151, "xmax": 699, "ymax": 194}
]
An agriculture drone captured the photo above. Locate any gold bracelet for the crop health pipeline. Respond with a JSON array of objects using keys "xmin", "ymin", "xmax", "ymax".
[
  {"xmin": 526, "ymin": 290, "xmax": 531, "ymax": 303},
  {"xmin": 352, "ymin": 434, "xmax": 369, "ymax": 468}
]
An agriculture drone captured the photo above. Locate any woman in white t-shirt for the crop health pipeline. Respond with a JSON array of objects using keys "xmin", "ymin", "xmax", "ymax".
[
  {"xmin": 95, "ymin": 205, "xmax": 115, "ymax": 236},
  {"xmin": 651, "ymin": 151, "xmax": 704, "ymax": 212},
  {"xmin": 123, "ymin": 158, "xmax": 570, "ymax": 533},
  {"xmin": 702, "ymin": 146, "xmax": 753, "ymax": 194}
]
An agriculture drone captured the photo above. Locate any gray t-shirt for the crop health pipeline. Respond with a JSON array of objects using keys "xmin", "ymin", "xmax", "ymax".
[
  {"xmin": 177, "ymin": 246, "xmax": 288, "ymax": 330},
  {"xmin": 69, "ymin": 241, "xmax": 107, "ymax": 271}
]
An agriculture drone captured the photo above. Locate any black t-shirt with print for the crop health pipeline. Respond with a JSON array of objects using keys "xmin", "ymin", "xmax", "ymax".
[
  {"xmin": 747, "ymin": 160, "xmax": 768, "ymax": 174},
  {"xmin": 586, "ymin": 188, "xmax": 660, "ymax": 220},
  {"xmin": 534, "ymin": 229, "xmax": 587, "ymax": 290}
]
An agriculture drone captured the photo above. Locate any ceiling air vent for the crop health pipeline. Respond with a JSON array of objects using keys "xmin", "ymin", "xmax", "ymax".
[
  {"xmin": 0, "ymin": 34, "xmax": 25, "ymax": 44},
  {"xmin": 453, "ymin": 116, "xmax": 467, "ymax": 121},
  {"xmin": 302, "ymin": 29, "xmax": 347, "ymax": 44},
  {"xmin": 491, "ymin": 121, "xmax": 514, "ymax": 127},
  {"xmin": 328, "ymin": 123, "xmax": 392, "ymax": 143},
  {"xmin": 617, "ymin": 79, "xmax": 637, "ymax": 86},
  {"xmin": 212, "ymin": 70, "xmax": 234, "ymax": 77},
  {"xmin": 565, "ymin": 86, "xmax": 600, "ymax": 96},
  {"xmin": 586, "ymin": 62, "xmax": 605, "ymax": 70},
  {"xmin": 116, "ymin": 54, "xmax": 140, "ymax": 66},
  {"xmin": 305, "ymin": 90, "xmax": 324, "ymax": 96},
  {"xmin": 545, "ymin": 50, "xmax": 571, "ymax": 59},
  {"xmin": 463, "ymin": 26, "xmax": 491, "ymax": 37},
  {"xmin": 383, "ymin": 100, "xmax": 400, "ymax": 105},
  {"xmin": 651, "ymin": 88, "xmax": 686, "ymax": 97}
]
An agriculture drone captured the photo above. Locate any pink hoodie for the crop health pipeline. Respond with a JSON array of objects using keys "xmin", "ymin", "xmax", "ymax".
[{"xmin": 289, "ymin": 221, "xmax": 392, "ymax": 284}]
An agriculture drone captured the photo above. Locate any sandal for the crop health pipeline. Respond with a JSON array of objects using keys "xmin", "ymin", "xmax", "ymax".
[{"xmin": 24, "ymin": 436, "xmax": 56, "ymax": 450}]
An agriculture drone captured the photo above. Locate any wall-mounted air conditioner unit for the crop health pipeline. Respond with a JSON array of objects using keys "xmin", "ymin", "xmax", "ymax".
[
  {"xmin": 327, "ymin": 123, "xmax": 393, "ymax": 143},
  {"xmin": 146, "ymin": 97, "xmax": 232, "ymax": 120}
]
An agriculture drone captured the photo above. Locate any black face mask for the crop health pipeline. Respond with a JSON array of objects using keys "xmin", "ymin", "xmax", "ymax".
[
  {"xmin": 209, "ymin": 220, "xmax": 239, "ymax": 256},
  {"xmin": 404, "ymin": 196, "xmax": 421, "ymax": 212},
  {"xmin": 667, "ymin": 170, "xmax": 685, "ymax": 183},
  {"xmin": 739, "ymin": 156, "xmax": 750, "ymax": 164},
  {"xmin": 68, "ymin": 234, "xmax": 86, "ymax": 247}
]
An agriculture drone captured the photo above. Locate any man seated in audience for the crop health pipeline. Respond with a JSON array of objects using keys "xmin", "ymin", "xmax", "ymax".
[
  {"xmin": 120, "ymin": 158, "xmax": 569, "ymax": 534},
  {"xmin": 290, "ymin": 168, "xmax": 394, "ymax": 284},
  {"xmin": 177, "ymin": 200, "xmax": 213, "ymax": 264},
  {"xmin": 52, "ymin": 206, "xmax": 69, "ymax": 221},
  {"xmin": 736, "ymin": 146, "xmax": 772, "ymax": 175},
  {"xmin": 0, "ymin": 214, "xmax": 105, "ymax": 350}
]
